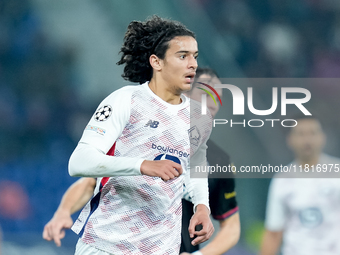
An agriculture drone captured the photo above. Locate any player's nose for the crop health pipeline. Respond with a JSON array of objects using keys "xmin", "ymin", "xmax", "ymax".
[{"xmin": 188, "ymin": 55, "xmax": 198, "ymax": 70}]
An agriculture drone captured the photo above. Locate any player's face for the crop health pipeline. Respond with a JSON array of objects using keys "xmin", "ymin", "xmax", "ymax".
[
  {"xmin": 160, "ymin": 36, "xmax": 198, "ymax": 94},
  {"xmin": 189, "ymin": 74, "xmax": 222, "ymax": 117},
  {"xmin": 287, "ymin": 119, "xmax": 326, "ymax": 161}
]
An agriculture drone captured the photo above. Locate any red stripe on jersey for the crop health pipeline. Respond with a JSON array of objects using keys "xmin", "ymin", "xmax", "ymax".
[
  {"xmin": 213, "ymin": 206, "xmax": 239, "ymax": 221},
  {"xmin": 106, "ymin": 142, "xmax": 116, "ymax": 156},
  {"xmin": 100, "ymin": 142, "xmax": 116, "ymax": 190},
  {"xmin": 100, "ymin": 177, "xmax": 110, "ymax": 191}
]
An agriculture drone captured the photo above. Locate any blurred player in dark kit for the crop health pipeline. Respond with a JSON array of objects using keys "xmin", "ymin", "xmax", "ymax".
[{"xmin": 180, "ymin": 67, "xmax": 240, "ymax": 255}]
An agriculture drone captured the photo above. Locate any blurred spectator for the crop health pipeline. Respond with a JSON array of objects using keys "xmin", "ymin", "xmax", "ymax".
[
  {"xmin": 0, "ymin": 225, "xmax": 2, "ymax": 255},
  {"xmin": 0, "ymin": 0, "xmax": 87, "ymax": 164},
  {"xmin": 194, "ymin": 0, "xmax": 340, "ymax": 78},
  {"xmin": 0, "ymin": 0, "xmax": 85, "ymax": 237},
  {"xmin": 0, "ymin": 181, "xmax": 31, "ymax": 219}
]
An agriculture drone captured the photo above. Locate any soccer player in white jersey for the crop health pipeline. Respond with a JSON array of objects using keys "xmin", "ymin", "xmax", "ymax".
[
  {"xmin": 260, "ymin": 116, "xmax": 340, "ymax": 255},
  {"xmin": 68, "ymin": 16, "xmax": 214, "ymax": 255}
]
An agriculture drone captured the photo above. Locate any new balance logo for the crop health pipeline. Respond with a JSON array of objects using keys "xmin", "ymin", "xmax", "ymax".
[{"xmin": 145, "ymin": 120, "xmax": 159, "ymax": 128}]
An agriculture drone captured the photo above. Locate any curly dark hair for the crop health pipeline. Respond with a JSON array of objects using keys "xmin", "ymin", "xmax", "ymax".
[{"xmin": 117, "ymin": 15, "xmax": 196, "ymax": 84}]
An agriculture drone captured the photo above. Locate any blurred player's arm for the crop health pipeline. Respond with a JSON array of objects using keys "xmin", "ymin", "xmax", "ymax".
[
  {"xmin": 202, "ymin": 175, "xmax": 241, "ymax": 254},
  {"xmin": 42, "ymin": 177, "xmax": 96, "ymax": 246},
  {"xmin": 59, "ymin": 177, "xmax": 96, "ymax": 214},
  {"xmin": 260, "ymin": 230, "xmax": 283, "ymax": 255},
  {"xmin": 196, "ymin": 176, "xmax": 240, "ymax": 255},
  {"xmin": 192, "ymin": 212, "xmax": 240, "ymax": 255},
  {"xmin": 260, "ymin": 178, "xmax": 285, "ymax": 255}
]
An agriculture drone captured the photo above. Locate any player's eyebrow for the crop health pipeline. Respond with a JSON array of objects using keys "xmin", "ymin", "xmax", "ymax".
[{"xmin": 175, "ymin": 50, "xmax": 199, "ymax": 55}]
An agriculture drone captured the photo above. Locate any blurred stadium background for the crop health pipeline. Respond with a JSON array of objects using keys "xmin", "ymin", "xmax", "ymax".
[{"xmin": 1, "ymin": 0, "xmax": 340, "ymax": 254}]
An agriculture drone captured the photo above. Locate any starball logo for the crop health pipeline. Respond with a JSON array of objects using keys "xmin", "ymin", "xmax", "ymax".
[{"xmin": 199, "ymin": 84, "xmax": 311, "ymax": 128}]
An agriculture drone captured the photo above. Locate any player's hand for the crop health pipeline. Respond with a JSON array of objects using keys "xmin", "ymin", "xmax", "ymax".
[
  {"xmin": 140, "ymin": 160, "xmax": 182, "ymax": 181},
  {"xmin": 188, "ymin": 204, "xmax": 214, "ymax": 246},
  {"xmin": 42, "ymin": 209, "xmax": 73, "ymax": 247}
]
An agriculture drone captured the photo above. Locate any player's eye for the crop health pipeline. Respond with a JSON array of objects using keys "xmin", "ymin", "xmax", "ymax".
[
  {"xmin": 180, "ymin": 55, "xmax": 186, "ymax": 59},
  {"xmin": 194, "ymin": 54, "xmax": 199, "ymax": 60}
]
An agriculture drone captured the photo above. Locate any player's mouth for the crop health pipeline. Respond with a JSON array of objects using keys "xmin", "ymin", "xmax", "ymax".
[{"xmin": 184, "ymin": 72, "xmax": 196, "ymax": 83}]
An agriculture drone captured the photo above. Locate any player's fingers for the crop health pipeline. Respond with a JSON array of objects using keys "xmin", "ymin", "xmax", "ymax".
[
  {"xmin": 47, "ymin": 226, "xmax": 56, "ymax": 241},
  {"xmin": 195, "ymin": 220, "xmax": 213, "ymax": 236},
  {"xmin": 166, "ymin": 170, "xmax": 176, "ymax": 180},
  {"xmin": 52, "ymin": 228, "xmax": 65, "ymax": 247},
  {"xmin": 191, "ymin": 219, "xmax": 214, "ymax": 245},
  {"xmin": 188, "ymin": 219, "xmax": 197, "ymax": 238},
  {"xmin": 202, "ymin": 225, "xmax": 214, "ymax": 243},
  {"xmin": 191, "ymin": 231, "xmax": 210, "ymax": 246},
  {"xmin": 209, "ymin": 226, "xmax": 215, "ymax": 237},
  {"xmin": 42, "ymin": 226, "xmax": 52, "ymax": 241},
  {"xmin": 59, "ymin": 229, "xmax": 66, "ymax": 239},
  {"xmin": 161, "ymin": 174, "xmax": 170, "ymax": 181},
  {"xmin": 169, "ymin": 167, "xmax": 180, "ymax": 177},
  {"xmin": 191, "ymin": 234, "xmax": 207, "ymax": 246},
  {"xmin": 194, "ymin": 228, "xmax": 214, "ymax": 244},
  {"xmin": 162, "ymin": 167, "xmax": 178, "ymax": 181},
  {"xmin": 203, "ymin": 224, "xmax": 214, "ymax": 240},
  {"xmin": 51, "ymin": 224, "xmax": 64, "ymax": 242},
  {"xmin": 172, "ymin": 162, "xmax": 183, "ymax": 175},
  {"xmin": 162, "ymin": 176, "xmax": 173, "ymax": 181},
  {"xmin": 194, "ymin": 228, "xmax": 208, "ymax": 237},
  {"xmin": 192, "ymin": 229, "xmax": 208, "ymax": 245},
  {"xmin": 53, "ymin": 235, "xmax": 62, "ymax": 247}
]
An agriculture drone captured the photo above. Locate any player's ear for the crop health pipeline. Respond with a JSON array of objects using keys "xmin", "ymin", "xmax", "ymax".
[{"xmin": 149, "ymin": 54, "xmax": 162, "ymax": 71}]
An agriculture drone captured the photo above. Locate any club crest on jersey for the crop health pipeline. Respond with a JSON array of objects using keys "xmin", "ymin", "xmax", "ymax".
[
  {"xmin": 299, "ymin": 207, "xmax": 323, "ymax": 228},
  {"xmin": 188, "ymin": 126, "xmax": 201, "ymax": 146},
  {"xmin": 94, "ymin": 105, "xmax": 112, "ymax": 122}
]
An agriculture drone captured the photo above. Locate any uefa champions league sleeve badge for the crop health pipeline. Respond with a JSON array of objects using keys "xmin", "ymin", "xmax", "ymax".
[{"xmin": 94, "ymin": 105, "xmax": 112, "ymax": 121}]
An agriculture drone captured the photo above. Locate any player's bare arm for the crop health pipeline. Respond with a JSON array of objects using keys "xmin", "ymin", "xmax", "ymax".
[
  {"xmin": 198, "ymin": 212, "xmax": 240, "ymax": 255},
  {"xmin": 140, "ymin": 160, "xmax": 182, "ymax": 181},
  {"xmin": 43, "ymin": 177, "xmax": 96, "ymax": 246},
  {"xmin": 260, "ymin": 229, "xmax": 283, "ymax": 255}
]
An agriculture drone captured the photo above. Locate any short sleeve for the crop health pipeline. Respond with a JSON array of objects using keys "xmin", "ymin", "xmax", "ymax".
[
  {"xmin": 265, "ymin": 178, "xmax": 286, "ymax": 231},
  {"xmin": 209, "ymin": 178, "xmax": 238, "ymax": 220}
]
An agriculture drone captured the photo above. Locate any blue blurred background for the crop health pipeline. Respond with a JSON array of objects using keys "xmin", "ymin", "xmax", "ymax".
[{"xmin": 1, "ymin": 0, "xmax": 340, "ymax": 254}]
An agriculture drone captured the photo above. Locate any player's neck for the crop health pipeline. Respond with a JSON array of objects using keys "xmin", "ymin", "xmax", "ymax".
[
  {"xmin": 148, "ymin": 78, "xmax": 182, "ymax": 105},
  {"xmin": 296, "ymin": 155, "xmax": 320, "ymax": 167}
]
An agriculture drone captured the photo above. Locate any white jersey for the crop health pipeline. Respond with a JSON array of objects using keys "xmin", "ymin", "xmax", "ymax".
[
  {"xmin": 265, "ymin": 154, "xmax": 340, "ymax": 255},
  {"xmin": 71, "ymin": 82, "xmax": 212, "ymax": 255}
]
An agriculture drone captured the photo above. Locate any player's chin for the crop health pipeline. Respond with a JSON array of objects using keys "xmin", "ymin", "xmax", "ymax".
[{"xmin": 181, "ymin": 82, "xmax": 192, "ymax": 92}]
